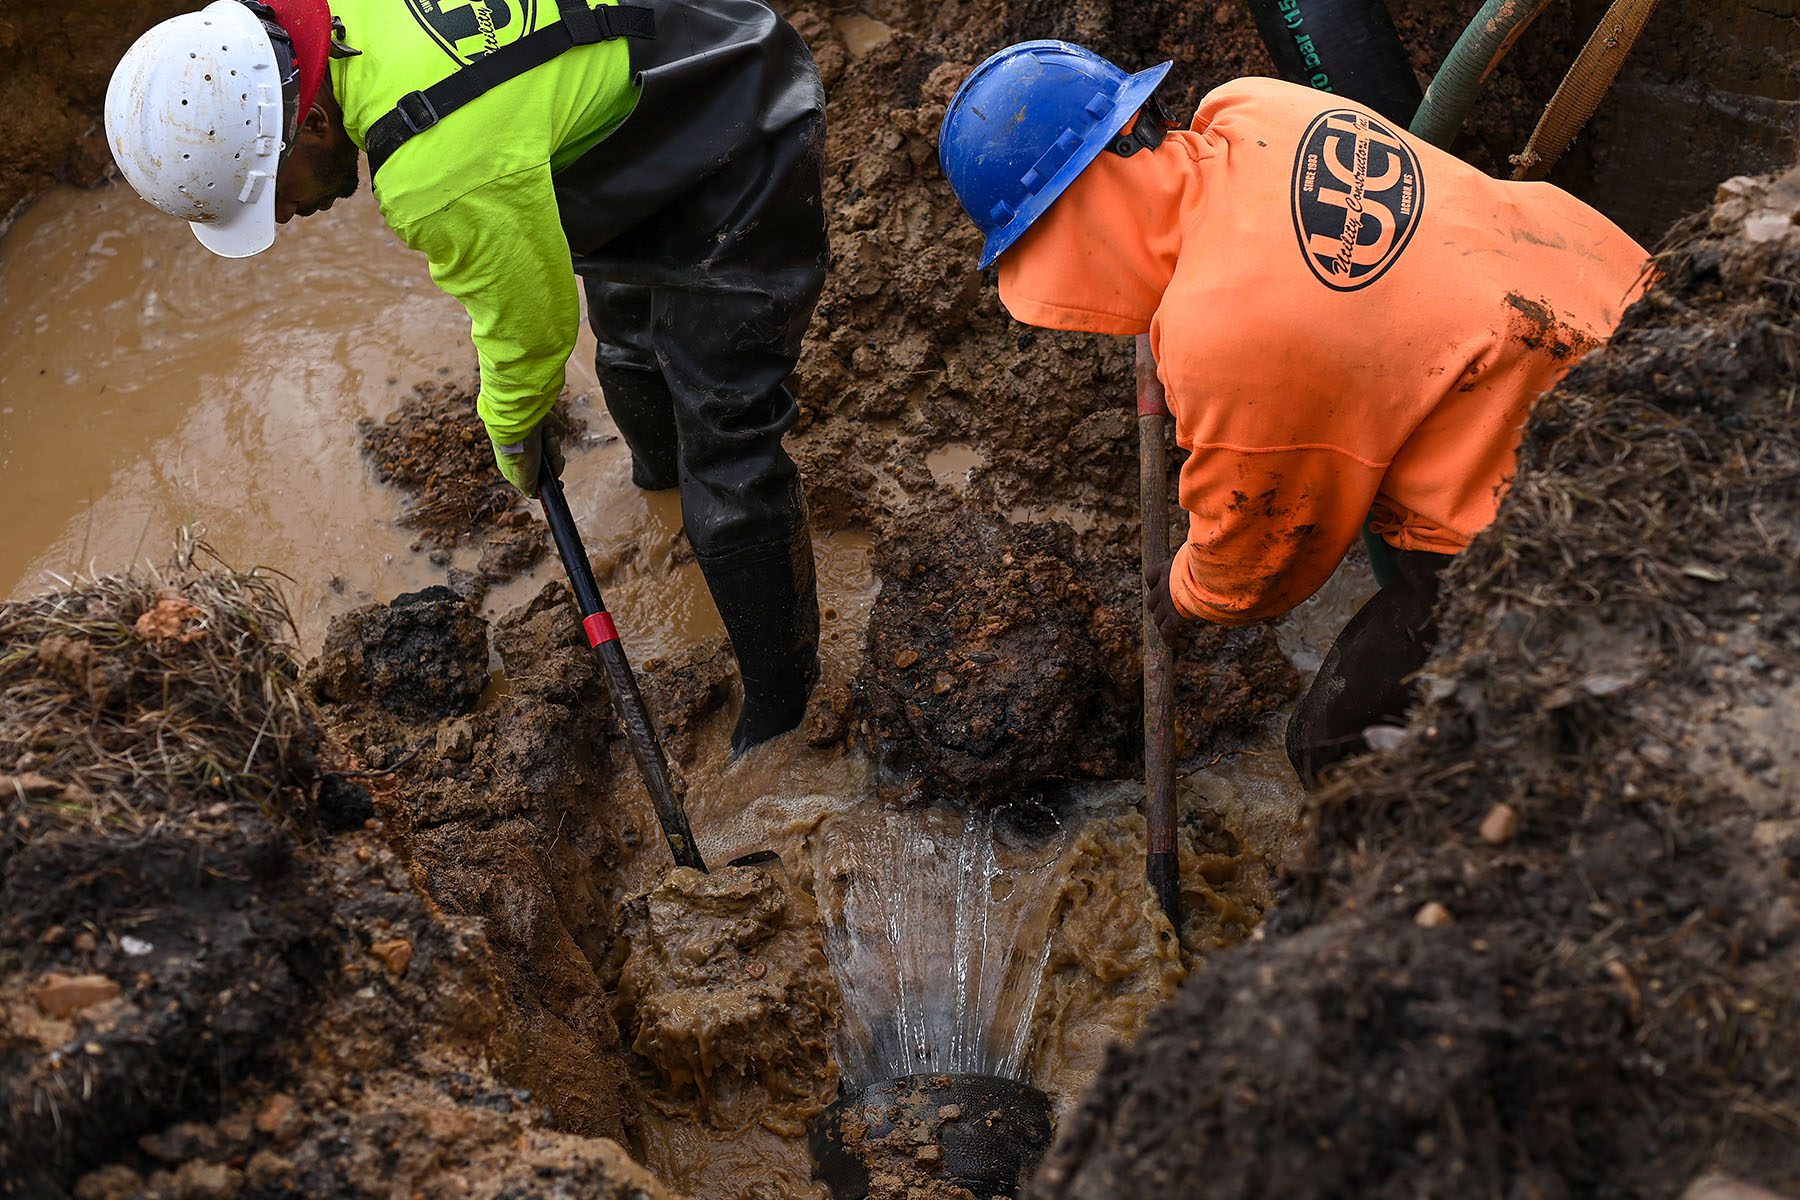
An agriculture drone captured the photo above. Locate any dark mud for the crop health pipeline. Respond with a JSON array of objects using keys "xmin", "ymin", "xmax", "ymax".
[
  {"xmin": 862, "ymin": 505, "xmax": 1297, "ymax": 801},
  {"xmin": 821, "ymin": 1073, "xmax": 1053, "ymax": 1200},
  {"xmin": 0, "ymin": 567, "xmax": 670, "ymax": 1200},
  {"xmin": 310, "ymin": 584, "xmax": 489, "ymax": 720},
  {"xmin": 359, "ymin": 381, "xmax": 587, "ymax": 592},
  {"xmin": 1030, "ymin": 168, "xmax": 1800, "ymax": 1200}
]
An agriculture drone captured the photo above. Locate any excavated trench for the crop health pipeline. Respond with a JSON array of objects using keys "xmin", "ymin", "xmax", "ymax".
[{"xmin": 3, "ymin": 2, "xmax": 1798, "ymax": 1199}]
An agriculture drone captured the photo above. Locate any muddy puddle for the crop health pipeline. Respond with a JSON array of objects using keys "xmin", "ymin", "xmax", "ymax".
[
  {"xmin": 2, "ymin": 177, "xmax": 1363, "ymax": 1200},
  {"xmin": 0, "ymin": 183, "xmax": 880, "ymax": 666}
]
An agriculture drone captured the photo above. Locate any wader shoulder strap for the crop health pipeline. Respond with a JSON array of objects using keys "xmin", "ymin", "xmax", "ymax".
[{"xmin": 365, "ymin": 0, "xmax": 655, "ymax": 178}]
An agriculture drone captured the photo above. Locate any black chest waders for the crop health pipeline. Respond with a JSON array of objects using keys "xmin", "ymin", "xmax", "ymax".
[{"xmin": 368, "ymin": 0, "xmax": 828, "ymax": 758}]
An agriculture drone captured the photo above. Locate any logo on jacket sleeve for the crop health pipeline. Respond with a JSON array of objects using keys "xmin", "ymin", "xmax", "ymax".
[
  {"xmin": 1290, "ymin": 109, "xmax": 1424, "ymax": 291},
  {"xmin": 404, "ymin": 0, "xmax": 539, "ymax": 66}
]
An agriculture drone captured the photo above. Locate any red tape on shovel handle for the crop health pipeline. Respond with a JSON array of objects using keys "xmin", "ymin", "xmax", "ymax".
[{"xmin": 583, "ymin": 612, "xmax": 619, "ymax": 648}]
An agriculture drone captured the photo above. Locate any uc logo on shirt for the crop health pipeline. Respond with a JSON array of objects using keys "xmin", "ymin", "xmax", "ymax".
[
  {"xmin": 405, "ymin": 0, "xmax": 539, "ymax": 66},
  {"xmin": 1290, "ymin": 109, "xmax": 1424, "ymax": 292}
]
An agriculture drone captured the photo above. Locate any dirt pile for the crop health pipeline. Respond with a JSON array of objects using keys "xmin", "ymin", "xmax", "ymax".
[
  {"xmin": 1030, "ymin": 166, "xmax": 1800, "ymax": 1199},
  {"xmin": 862, "ymin": 505, "xmax": 1297, "ymax": 801},
  {"xmin": 0, "ymin": 567, "xmax": 327, "ymax": 1190},
  {"xmin": 306, "ymin": 580, "xmax": 639, "ymax": 1139},
  {"xmin": 0, "ymin": 564, "xmax": 673, "ymax": 1200},
  {"xmin": 359, "ymin": 382, "xmax": 588, "ymax": 593}
]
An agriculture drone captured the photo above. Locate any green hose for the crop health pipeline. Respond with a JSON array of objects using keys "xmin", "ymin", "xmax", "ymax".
[{"xmin": 1410, "ymin": 0, "xmax": 1558, "ymax": 149}]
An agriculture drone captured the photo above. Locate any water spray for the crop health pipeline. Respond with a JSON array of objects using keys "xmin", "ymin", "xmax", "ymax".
[{"xmin": 808, "ymin": 807, "xmax": 1066, "ymax": 1197}]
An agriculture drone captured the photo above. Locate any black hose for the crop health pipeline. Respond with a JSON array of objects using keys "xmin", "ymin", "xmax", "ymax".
[{"xmin": 1243, "ymin": 0, "xmax": 1423, "ymax": 125}]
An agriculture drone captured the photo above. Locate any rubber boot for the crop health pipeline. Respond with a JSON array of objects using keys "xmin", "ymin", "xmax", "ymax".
[
  {"xmin": 695, "ymin": 526, "xmax": 820, "ymax": 757},
  {"xmin": 598, "ymin": 365, "xmax": 681, "ymax": 491}
]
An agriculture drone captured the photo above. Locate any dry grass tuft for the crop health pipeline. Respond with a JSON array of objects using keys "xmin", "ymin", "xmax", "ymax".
[{"xmin": 0, "ymin": 543, "xmax": 316, "ymax": 831}]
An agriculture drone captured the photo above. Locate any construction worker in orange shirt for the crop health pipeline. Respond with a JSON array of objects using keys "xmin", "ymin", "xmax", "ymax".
[{"xmin": 939, "ymin": 42, "xmax": 1649, "ymax": 785}]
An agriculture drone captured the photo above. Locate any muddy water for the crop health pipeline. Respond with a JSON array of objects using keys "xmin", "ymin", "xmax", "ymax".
[
  {"xmin": 0, "ymin": 184, "xmax": 476, "ymax": 647},
  {"xmin": 0, "ymin": 183, "xmax": 872, "ymax": 661}
]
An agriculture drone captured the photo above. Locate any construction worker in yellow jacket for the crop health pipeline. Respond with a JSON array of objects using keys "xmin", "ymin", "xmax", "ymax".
[{"xmin": 106, "ymin": 0, "xmax": 829, "ymax": 755}]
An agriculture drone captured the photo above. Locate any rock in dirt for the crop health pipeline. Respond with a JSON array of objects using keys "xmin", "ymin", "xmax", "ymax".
[
  {"xmin": 369, "ymin": 937, "xmax": 414, "ymax": 976},
  {"xmin": 28, "ymin": 971, "xmax": 122, "ymax": 1018},
  {"xmin": 1412, "ymin": 901, "xmax": 1454, "ymax": 928},
  {"xmin": 253, "ymin": 1093, "xmax": 305, "ymax": 1146},
  {"xmin": 309, "ymin": 585, "xmax": 488, "ymax": 720},
  {"xmin": 1478, "ymin": 803, "xmax": 1519, "ymax": 845},
  {"xmin": 71, "ymin": 1164, "xmax": 144, "ymax": 1200}
]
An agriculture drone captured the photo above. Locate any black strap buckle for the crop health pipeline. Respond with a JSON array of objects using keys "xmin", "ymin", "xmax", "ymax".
[
  {"xmin": 1109, "ymin": 92, "xmax": 1176, "ymax": 158},
  {"xmin": 559, "ymin": 0, "xmax": 603, "ymax": 43},
  {"xmin": 395, "ymin": 90, "xmax": 439, "ymax": 135}
]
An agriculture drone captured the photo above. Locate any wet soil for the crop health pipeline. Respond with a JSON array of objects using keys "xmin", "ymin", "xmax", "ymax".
[
  {"xmin": 1029, "ymin": 167, "xmax": 1800, "ymax": 1200},
  {"xmin": 359, "ymin": 383, "xmax": 591, "ymax": 593},
  {"xmin": 0, "ymin": 568, "xmax": 670, "ymax": 1200},
  {"xmin": 609, "ymin": 861, "xmax": 841, "ymax": 1134},
  {"xmin": 821, "ymin": 1073, "xmax": 1053, "ymax": 1200},
  {"xmin": 862, "ymin": 504, "xmax": 1299, "ymax": 802}
]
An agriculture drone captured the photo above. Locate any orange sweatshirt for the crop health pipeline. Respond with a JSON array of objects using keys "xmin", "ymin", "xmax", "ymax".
[{"xmin": 999, "ymin": 77, "xmax": 1648, "ymax": 625}]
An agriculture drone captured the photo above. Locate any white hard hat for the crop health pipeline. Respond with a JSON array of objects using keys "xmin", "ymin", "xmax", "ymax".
[{"xmin": 105, "ymin": 0, "xmax": 293, "ymax": 258}]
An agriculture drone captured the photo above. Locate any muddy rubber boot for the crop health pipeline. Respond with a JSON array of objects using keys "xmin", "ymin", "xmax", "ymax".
[
  {"xmin": 598, "ymin": 364, "xmax": 681, "ymax": 491},
  {"xmin": 696, "ymin": 527, "xmax": 820, "ymax": 758}
]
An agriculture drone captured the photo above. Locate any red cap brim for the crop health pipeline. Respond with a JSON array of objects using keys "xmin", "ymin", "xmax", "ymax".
[{"xmin": 261, "ymin": 0, "xmax": 333, "ymax": 118}]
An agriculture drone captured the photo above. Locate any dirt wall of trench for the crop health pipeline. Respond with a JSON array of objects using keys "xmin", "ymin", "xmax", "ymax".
[{"xmin": 0, "ymin": 2, "xmax": 192, "ymax": 229}]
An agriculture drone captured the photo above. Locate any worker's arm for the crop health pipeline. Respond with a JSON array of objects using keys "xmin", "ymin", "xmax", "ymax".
[
  {"xmin": 395, "ymin": 166, "xmax": 580, "ymax": 466},
  {"xmin": 1166, "ymin": 443, "xmax": 1385, "ymax": 626}
]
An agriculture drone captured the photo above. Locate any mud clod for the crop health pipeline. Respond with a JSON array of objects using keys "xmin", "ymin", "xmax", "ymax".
[
  {"xmin": 611, "ymin": 860, "xmax": 841, "ymax": 1134},
  {"xmin": 864, "ymin": 507, "xmax": 1297, "ymax": 800},
  {"xmin": 310, "ymin": 585, "xmax": 488, "ymax": 720}
]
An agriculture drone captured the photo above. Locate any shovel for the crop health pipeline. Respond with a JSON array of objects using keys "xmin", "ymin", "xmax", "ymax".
[
  {"xmin": 1136, "ymin": 335, "xmax": 1181, "ymax": 929},
  {"xmin": 538, "ymin": 470, "xmax": 707, "ymax": 872}
]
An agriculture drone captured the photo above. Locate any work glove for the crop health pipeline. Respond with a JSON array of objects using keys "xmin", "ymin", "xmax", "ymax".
[
  {"xmin": 1145, "ymin": 557, "xmax": 1194, "ymax": 648},
  {"xmin": 491, "ymin": 412, "xmax": 567, "ymax": 498}
]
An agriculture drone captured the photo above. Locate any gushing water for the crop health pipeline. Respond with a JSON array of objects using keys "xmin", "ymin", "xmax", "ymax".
[{"xmin": 812, "ymin": 805, "xmax": 1069, "ymax": 1088}]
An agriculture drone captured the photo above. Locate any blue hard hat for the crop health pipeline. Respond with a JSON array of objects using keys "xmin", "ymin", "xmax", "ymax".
[{"xmin": 940, "ymin": 41, "xmax": 1172, "ymax": 269}]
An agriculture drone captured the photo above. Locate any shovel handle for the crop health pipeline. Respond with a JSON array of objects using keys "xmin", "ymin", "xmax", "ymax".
[
  {"xmin": 538, "ymin": 473, "xmax": 707, "ymax": 872},
  {"xmin": 1136, "ymin": 336, "xmax": 1182, "ymax": 931}
]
